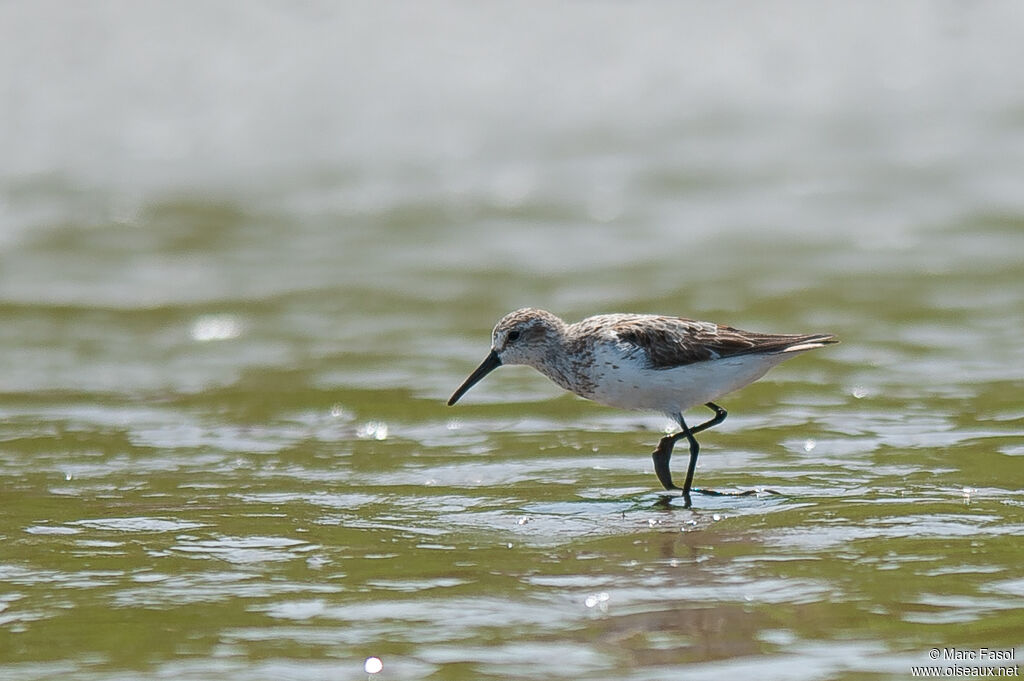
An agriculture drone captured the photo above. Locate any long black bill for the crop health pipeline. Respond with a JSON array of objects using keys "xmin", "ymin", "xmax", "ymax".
[{"xmin": 447, "ymin": 350, "xmax": 502, "ymax": 406}]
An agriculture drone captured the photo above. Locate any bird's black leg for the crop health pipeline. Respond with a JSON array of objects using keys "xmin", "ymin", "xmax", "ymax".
[
  {"xmin": 652, "ymin": 403, "xmax": 732, "ymax": 505},
  {"xmin": 678, "ymin": 417, "xmax": 701, "ymax": 498},
  {"xmin": 689, "ymin": 402, "xmax": 727, "ymax": 435},
  {"xmin": 652, "ymin": 414, "xmax": 701, "ymax": 507},
  {"xmin": 676, "ymin": 403, "xmax": 727, "ymax": 494},
  {"xmin": 687, "ymin": 402, "xmax": 759, "ymax": 498}
]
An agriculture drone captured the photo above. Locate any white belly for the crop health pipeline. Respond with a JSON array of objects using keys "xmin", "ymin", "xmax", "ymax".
[{"xmin": 586, "ymin": 353, "xmax": 791, "ymax": 416}]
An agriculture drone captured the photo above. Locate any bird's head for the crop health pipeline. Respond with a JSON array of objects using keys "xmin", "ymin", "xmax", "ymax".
[{"xmin": 447, "ymin": 308, "xmax": 564, "ymax": 405}]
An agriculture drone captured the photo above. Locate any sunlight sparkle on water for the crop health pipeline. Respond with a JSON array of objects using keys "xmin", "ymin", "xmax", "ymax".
[
  {"xmin": 190, "ymin": 314, "xmax": 242, "ymax": 342},
  {"xmin": 363, "ymin": 656, "xmax": 383, "ymax": 674},
  {"xmin": 357, "ymin": 421, "xmax": 389, "ymax": 440},
  {"xmin": 585, "ymin": 592, "xmax": 610, "ymax": 611}
]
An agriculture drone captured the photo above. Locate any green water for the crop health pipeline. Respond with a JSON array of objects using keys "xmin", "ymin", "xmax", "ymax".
[{"xmin": 2, "ymin": 4, "xmax": 1023, "ymax": 680}]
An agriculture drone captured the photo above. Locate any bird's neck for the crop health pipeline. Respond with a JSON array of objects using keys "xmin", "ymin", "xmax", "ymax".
[{"xmin": 533, "ymin": 328, "xmax": 595, "ymax": 397}]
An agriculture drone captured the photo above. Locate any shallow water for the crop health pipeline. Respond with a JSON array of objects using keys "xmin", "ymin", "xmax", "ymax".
[{"xmin": 1, "ymin": 3, "xmax": 1023, "ymax": 680}]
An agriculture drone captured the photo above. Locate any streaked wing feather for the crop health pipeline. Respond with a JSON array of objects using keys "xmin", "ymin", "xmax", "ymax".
[{"xmin": 612, "ymin": 317, "xmax": 835, "ymax": 370}]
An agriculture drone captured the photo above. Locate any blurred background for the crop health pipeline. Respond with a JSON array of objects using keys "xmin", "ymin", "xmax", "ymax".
[{"xmin": 1, "ymin": 3, "xmax": 1022, "ymax": 680}]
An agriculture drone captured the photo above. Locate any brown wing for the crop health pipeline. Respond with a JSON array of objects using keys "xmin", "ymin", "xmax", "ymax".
[{"xmin": 612, "ymin": 316, "xmax": 836, "ymax": 370}]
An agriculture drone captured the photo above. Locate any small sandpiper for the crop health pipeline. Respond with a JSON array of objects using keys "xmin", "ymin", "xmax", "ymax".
[{"xmin": 448, "ymin": 308, "xmax": 837, "ymax": 506}]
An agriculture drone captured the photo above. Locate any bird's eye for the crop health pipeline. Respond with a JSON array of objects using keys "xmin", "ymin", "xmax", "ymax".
[{"xmin": 507, "ymin": 330, "xmax": 521, "ymax": 343}]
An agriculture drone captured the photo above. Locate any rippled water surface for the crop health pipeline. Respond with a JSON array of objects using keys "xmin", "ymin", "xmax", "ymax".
[{"xmin": 2, "ymin": 3, "xmax": 1023, "ymax": 680}]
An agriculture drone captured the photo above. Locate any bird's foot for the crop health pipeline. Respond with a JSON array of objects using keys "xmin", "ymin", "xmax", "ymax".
[
  {"xmin": 652, "ymin": 487, "xmax": 693, "ymax": 509},
  {"xmin": 692, "ymin": 488, "xmax": 780, "ymax": 497}
]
